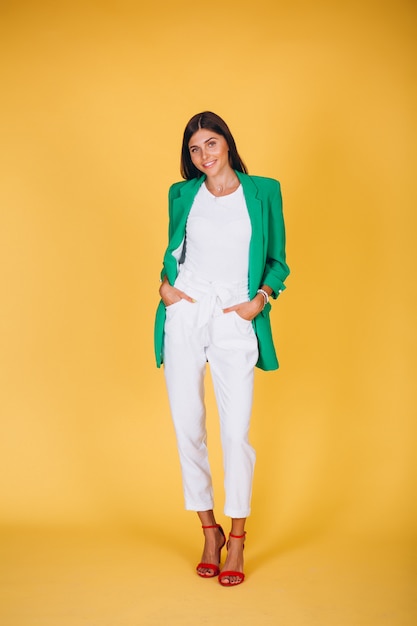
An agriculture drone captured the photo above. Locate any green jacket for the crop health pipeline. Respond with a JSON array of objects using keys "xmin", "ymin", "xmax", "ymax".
[{"xmin": 154, "ymin": 171, "xmax": 290, "ymax": 370}]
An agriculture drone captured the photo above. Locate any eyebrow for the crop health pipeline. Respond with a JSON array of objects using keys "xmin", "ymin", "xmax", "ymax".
[{"xmin": 189, "ymin": 136, "xmax": 217, "ymax": 149}]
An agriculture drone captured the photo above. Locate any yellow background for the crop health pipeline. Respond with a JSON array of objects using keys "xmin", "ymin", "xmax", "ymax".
[{"xmin": 0, "ymin": 1, "xmax": 415, "ymax": 614}]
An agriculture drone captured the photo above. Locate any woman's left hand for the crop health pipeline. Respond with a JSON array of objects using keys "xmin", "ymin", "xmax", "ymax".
[{"xmin": 223, "ymin": 294, "xmax": 265, "ymax": 321}]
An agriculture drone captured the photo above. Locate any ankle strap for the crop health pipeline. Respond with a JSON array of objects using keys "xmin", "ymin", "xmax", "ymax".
[
  {"xmin": 229, "ymin": 532, "xmax": 246, "ymax": 539},
  {"xmin": 201, "ymin": 524, "xmax": 220, "ymax": 529}
]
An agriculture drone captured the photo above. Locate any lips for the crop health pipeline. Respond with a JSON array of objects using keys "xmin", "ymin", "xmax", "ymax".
[{"xmin": 203, "ymin": 160, "xmax": 216, "ymax": 168}]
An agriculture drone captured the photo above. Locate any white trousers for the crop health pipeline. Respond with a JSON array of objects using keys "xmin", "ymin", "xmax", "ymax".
[{"xmin": 163, "ymin": 268, "xmax": 259, "ymax": 518}]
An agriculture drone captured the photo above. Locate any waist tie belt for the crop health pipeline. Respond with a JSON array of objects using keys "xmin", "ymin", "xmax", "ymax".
[{"xmin": 176, "ymin": 267, "xmax": 249, "ymax": 329}]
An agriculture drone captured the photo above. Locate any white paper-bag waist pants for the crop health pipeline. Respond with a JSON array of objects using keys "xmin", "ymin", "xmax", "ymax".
[{"xmin": 163, "ymin": 268, "xmax": 259, "ymax": 518}]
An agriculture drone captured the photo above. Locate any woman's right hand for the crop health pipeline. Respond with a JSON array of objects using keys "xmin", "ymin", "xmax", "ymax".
[{"xmin": 159, "ymin": 276, "xmax": 195, "ymax": 307}]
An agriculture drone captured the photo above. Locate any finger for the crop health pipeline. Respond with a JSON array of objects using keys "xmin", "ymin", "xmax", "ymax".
[
  {"xmin": 223, "ymin": 305, "xmax": 238, "ymax": 313},
  {"xmin": 179, "ymin": 291, "xmax": 197, "ymax": 303},
  {"xmin": 162, "ymin": 297, "xmax": 180, "ymax": 306}
]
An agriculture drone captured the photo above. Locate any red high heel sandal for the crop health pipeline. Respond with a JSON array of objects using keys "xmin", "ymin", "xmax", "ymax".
[
  {"xmin": 218, "ymin": 532, "xmax": 246, "ymax": 586},
  {"xmin": 196, "ymin": 524, "xmax": 226, "ymax": 578}
]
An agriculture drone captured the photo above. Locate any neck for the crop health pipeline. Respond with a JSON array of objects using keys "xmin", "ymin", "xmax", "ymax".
[{"xmin": 205, "ymin": 171, "xmax": 239, "ymax": 196}]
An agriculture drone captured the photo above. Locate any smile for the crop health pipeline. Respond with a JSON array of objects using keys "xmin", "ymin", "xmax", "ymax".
[{"xmin": 203, "ymin": 160, "xmax": 216, "ymax": 168}]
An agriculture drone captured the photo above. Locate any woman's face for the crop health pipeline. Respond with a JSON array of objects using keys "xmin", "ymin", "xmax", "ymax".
[{"xmin": 188, "ymin": 128, "xmax": 231, "ymax": 177}]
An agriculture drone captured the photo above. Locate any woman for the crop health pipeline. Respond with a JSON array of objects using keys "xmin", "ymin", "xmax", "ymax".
[{"xmin": 154, "ymin": 111, "xmax": 289, "ymax": 586}]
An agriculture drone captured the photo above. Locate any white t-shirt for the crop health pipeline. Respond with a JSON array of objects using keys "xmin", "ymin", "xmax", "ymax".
[{"xmin": 181, "ymin": 182, "xmax": 251, "ymax": 284}]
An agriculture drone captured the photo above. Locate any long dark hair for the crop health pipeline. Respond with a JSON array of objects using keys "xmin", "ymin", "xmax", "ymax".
[{"xmin": 180, "ymin": 111, "xmax": 248, "ymax": 180}]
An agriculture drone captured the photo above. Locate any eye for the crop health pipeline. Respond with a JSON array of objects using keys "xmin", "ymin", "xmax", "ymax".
[
  {"xmin": 208, "ymin": 141, "xmax": 216, "ymax": 148},
  {"xmin": 190, "ymin": 147, "xmax": 199, "ymax": 153}
]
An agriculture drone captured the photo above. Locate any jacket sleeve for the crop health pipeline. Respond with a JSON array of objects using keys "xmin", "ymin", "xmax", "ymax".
[{"xmin": 261, "ymin": 180, "xmax": 290, "ymax": 298}]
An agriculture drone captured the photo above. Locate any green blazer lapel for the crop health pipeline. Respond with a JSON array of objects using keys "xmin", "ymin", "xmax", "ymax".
[
  {"xmin": 237, "ymin": 172, "xmax": 264, "ymax": 298},
  {"xmin": 164, "ymin": 177, "xmax": 205, "ymax": 283},
  {"xmin": 170, "ymin": 177, "xmax": 205, "ymax": 235}
]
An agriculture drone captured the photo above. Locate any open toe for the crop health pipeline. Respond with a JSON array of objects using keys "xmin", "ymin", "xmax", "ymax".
[{"xmin": 196, "ymin": 524, "xmax": 226, "ymax": 578}]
